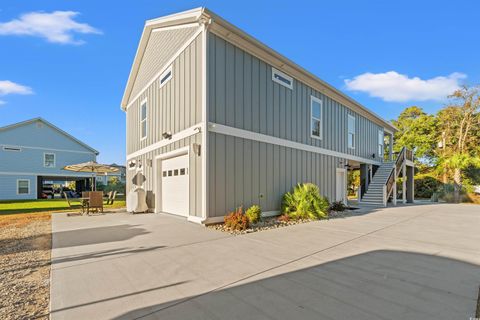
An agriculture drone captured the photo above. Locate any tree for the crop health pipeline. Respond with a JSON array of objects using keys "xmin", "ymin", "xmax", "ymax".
[
  {"xmin": 436, "ymin": 85, "xmax": 480, "ymax": 202},
  {"xmin": 391, "ymin": 106, "xmax": 437, "ymax": 164}
]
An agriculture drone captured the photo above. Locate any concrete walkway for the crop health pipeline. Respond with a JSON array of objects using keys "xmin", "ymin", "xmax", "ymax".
[{"xmin": 50, "ymin": 204, "xmax": 480, "ymax": 320}]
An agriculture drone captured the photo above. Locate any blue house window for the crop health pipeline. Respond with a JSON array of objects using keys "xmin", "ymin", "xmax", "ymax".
[
  {"xmin": 17, "ymin": 179, "xmax": 30, "ymax": 195},
  {"xmin": 44, "ymin": 153, "xmax": 55, "ymax": 168}
]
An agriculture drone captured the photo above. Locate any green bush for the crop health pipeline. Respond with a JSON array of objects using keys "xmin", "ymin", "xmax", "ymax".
[
  {"xmin": 415, "ymin": 176, "xmax": 443, "ymax": 199},
  {"xmin": 281, "ymin": 183, "xmax": 329, "ymax": 220},
  {"xmin": 224, "ymin": 207, "xmax": 249, "ymax": 231},
  {"xmin": 245, "ymin": 205, "xmax": 261, "ymax": 224}
]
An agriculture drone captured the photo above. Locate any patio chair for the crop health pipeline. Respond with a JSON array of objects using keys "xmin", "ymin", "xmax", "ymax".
[
  {"xmin": 64, "ymin": 192, "xmax": 85, "ymax": 213},
  {"xmin": 106, "ymin": 191, "xmax": 117, "ymax": 205},
  {"xmin": 105, "ymin": 191, "xmax": 113, "ymax": 205},
  {"xmin": 89, "ymin": 191, "xmax": 104, "ymax": 214}
]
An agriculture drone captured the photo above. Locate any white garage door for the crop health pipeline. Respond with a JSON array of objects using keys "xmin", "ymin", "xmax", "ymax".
[{"xmin": 161, "ymin": 154, "xmax": 189, "ymax": 216}]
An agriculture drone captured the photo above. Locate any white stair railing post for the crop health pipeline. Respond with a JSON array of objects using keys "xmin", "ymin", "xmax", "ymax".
[
  {"xmin": 383, "ymin": 184, "xmax": 387, "ymax": 207},
  {"xmin": 392, "ymin": 165, "xmax": 397, "ymax": 206}
]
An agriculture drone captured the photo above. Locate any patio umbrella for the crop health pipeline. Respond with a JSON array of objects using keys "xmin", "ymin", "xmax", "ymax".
[{"xmin": 63, "ymin": 161, "xmax": 119, "ymax": 191}]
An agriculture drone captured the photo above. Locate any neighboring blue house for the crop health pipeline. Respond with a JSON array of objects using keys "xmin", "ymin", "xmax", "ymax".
[
  {"xmin": 0, "ymin": 118, "xmax": 99, "ymax": 200},
  {"xmin": 96, "ymin": 163, "xmax": 126, "ymax": 185}
]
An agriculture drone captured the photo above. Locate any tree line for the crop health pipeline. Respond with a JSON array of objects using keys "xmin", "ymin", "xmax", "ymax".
[{"xmin": 391, "ymin": 85, "xmax": 480, "ymax": 202}]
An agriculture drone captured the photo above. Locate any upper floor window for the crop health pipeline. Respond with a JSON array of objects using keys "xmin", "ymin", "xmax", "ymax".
[
  {"xmin": 17, "ymin": 179, "xmax": 30, "ymax": 195},
  {"xmin": 159, "ymin": 66, "xmax": 172, "ymax": 88},
  {"xmin": 272, "ymin": 67, "xmax": 293, "ymax": 89},
  {"xmin": 378, "ymin": 130, "xmax": 384, "ymax": 158},
  {"xmin": 348, "ymin": 115, "xmax": 355, "ymax": 149},
  {"xmin": 44, "ymin": 153, "xmax": 55, "ymax": 168},
  {"xmin": 310, "ymin": 96, "xmax": 323, "ymax": 139},
  {"xmin": 140, "ymin": 100, "xmax": 147, "ymax": 140}
]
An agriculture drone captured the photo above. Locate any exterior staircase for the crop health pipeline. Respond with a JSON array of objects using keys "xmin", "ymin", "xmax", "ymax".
[
  {"xmin": 360, "ymin": 161, "xmax": 395, "ymax": 206},
  {"xmin": 360, "ymin": 147, "xmax": 413, "ymax": 207}
]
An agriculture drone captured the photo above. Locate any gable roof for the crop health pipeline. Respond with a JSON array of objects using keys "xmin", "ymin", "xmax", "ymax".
[
  {"xmin": 122, "ymin": 7, "xmax": 396, "ymax": 132},
  {"xmin": 0, "ymin": 117, "xmax": 99, "ymax": 155}
]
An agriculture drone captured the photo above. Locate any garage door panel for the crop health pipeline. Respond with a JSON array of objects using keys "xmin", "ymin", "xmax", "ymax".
[{"xmin": 161, "ymin": 154, "xmax": 189, "ymax": 216}]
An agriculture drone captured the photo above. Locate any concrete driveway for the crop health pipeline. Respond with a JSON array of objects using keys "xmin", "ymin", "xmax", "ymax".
[{"xmin": 50, "ymin": 204, "xmax": 480, "ymax": 320}]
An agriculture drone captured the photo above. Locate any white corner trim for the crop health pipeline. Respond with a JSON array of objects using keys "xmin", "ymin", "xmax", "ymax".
[
  {"xmin": 0, "ymin": 144, "xmax": 95, "ymax": 155},
  {"xmin": 187, "ymin": 215, "xmax": 206, "ymax": 224},
  {"xmin": 127, "ymin": 123, "xmax": 204, "ymax": 160},
  {"xmin": 208, "ymin": 122, "xmax": 382, "ymax": 165},
  {"xmin": 201, "ymin": 22, "xmax": 208, "ymax": 221},
  {"xmin": 125, "ymin": 27, "xmax": 203, "ymax": 110},
  {"xmin": 151, "ymin": 22, "xmax": 200, "ymax": 32}
]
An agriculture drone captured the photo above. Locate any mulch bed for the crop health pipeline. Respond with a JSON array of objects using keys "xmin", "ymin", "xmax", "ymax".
[
  {"xmin": 207, "ymin": 210, "xmax": 354, "ymax": 235},
  {"xmin": 0, "ymin": 213, "xmax": 51, "ymax": 320}
]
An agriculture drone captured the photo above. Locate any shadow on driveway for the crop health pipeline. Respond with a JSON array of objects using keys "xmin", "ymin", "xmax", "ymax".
[{"xmin": 108, "ymin": 250, "xmax": 479, "ymax": 320}]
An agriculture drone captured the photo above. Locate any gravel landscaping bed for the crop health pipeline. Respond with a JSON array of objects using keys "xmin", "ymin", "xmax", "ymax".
[
  {"xmin": 208, "ymin": 209, "xmax": 355, "ymax": 235},
  {"xmin": 0, "ymin": 213, "xmax": 51, "ymax": 320}
]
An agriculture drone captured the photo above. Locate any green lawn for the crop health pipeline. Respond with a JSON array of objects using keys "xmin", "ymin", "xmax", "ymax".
[{"xmin": 0, "ymin": 198, "xmax": 126, "ymax": 215}]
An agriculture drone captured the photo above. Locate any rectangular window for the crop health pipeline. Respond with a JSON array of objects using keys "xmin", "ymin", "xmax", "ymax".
[
  {"xmin": 44, "ymin": 153, "xmax": 55, "ymax": 168},
  {"xmin": 272, "ymin": 67, "xmax": 293, "ymax": 89},
  {"xmin": 140, "ymin": 100, "xmax": 147, "ymax": 140},
  {"xmin": 174, "ymin": 169, "xmax": 179, "ymax": 176},
  {"xmin": 159, "ymin": 66, "xmax": 172, "ymax": 88},
  {"xmin": 378, "ymin": 130, "xmax": 384, "ymax": 158},
  {"xmin": 17, "ymin": 179, "xmax": 30, "ymax": 195},
  {"xmin": 180, "ymin": 168, "xmax": 186, "ymax": 175},
  {"xmin": 348, "ymin": 115, "xmax": 355, "ymax": 149},
  {"xmin": 163, "ymin": 171, "xmax": 167, "ymax": 177},
  {"xmin": 168, "ymin": 170, "xmax": 172, "ymax": 176},
  {"xmin": 310, "ymin": 96, "xmax": 323, "ymax": 139}
]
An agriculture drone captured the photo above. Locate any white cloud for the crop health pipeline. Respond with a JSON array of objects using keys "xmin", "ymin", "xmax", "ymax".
[
  {"xmin": 0, "ymin": 80, "xmax": 33, "ymax": 105},
  {"xmin": 0, "ymin": 80, "xmax": 32, "ymax": 95},
  {"xmin": 344, "ymin": 71, "xmax": 466, "ymax": 102},
  {"xmin": 0, "ymin": 11, "xmax": 101, "ymax": 44}
]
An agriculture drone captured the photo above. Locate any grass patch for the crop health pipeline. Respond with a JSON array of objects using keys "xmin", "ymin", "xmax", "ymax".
[{"xmin": 0, "ymin": 198, "xmax": 126, "ymax": 215}]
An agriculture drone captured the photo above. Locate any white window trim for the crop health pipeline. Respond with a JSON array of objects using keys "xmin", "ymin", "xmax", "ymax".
[
  {"xmin": 310, "ymin": 96, "xmax": 323, "ymax": 140},
  {"xmin": 159, "ymin": 65, "xmax": 173, "ymax": 88},
  {"xmin": 17, "ymin": 179, "xmax": 30, "ymax": 195},
  {"xmin": 140, "ymin": 98, "xmax": 148, "ymax": 141},
  {"xmin": 378, "ymin": 129, "xmax": 384, "ymax": 158},
  {"xmin": 348, "ymin": 114, "xmax": 356, "ymax": 149},
  {"xmin": 272, "ymin": 67, "xmax": 293, "ymax": 90},
  {"xmin": 44, "ymin": 152, "xmax": 56, "ymax": 168}
]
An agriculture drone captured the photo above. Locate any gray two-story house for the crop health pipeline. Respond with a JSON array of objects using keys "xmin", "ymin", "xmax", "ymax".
[
  {"xmin": 122, "ymin": 8, "xmax": 414, "ymax": 224},
  {"xmin": 0, "ymin": 118, "xmax": 98, "ymax": 200}
]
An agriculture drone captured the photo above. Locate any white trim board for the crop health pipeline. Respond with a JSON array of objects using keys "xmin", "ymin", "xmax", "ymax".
[
  {"xmin": 0, "ymin": 172, "xmax": 92, "ymax": 177},
  {"xmin": 127, "ymin": 123, "xmax": 204, "ymax": 160},
  {"xmin": 208, "ymin": 122, "xmax": 382, "ymax": 166},
  {"xmin": 0, "ymin": 144, "xmax": 96, "ymax": 155}
]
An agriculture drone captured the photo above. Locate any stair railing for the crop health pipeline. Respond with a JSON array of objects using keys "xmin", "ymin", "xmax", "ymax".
[{"xmin": 384, "ymin": 147, "xmax": 407, "ymax": 206}]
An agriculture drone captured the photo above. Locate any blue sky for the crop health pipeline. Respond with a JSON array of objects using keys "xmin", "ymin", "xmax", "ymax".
[{"xmin": 0, "ymin": 0, "xmax": 478, "ymax": 164}]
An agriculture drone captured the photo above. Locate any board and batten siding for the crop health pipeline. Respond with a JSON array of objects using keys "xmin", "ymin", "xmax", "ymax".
[
  {"xmin": 127, "ymin": 33, "xmax": 203, "ymax": 155},
  {"xmin": 207, "ymin": 33, "xmax": 383, "ymax": 160},
  {"xmin": 126, "ymin": 134, "xmax": 202, "ymax": 216},
  {"xmin": 208, "ymin": 132, "xmax": 340, "ymax": 217},
  {"xmin": 125, "ymin": 29, "xmax": 204, "ymax": 216}
]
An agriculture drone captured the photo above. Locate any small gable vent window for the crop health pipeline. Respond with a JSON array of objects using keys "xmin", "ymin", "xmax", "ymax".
[
  {"xmin": 159, "ymin": 66, "xmax": 173, "ymax": 88},
  {"xmin": 272, "ymin": 67, "xmax": 293, "ymax": 89},
  {"xmin": 3, "ymin": 146, "xmax": 21, "ymax": 152}
]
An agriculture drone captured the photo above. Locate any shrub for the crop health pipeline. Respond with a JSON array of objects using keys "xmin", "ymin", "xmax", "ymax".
[
  {"xmin": 224, "ymin": 207, "xmax": 249, "ymax": 231},
  {"xmin": 329, "ymin": 201, "xmax": 347, "ymax": 212},
  {"xmin": 245, "ymin": 205, "xmax": 261, "ymax": 224},
  {"xmin": 415, "ymin": 176, "xmax": 443, "ymax": 199},
  {"xmin": 277, "ymin": 214, "xmax": 290, "ymax": 223},
  {"xmin": 281, "ymin": 183, "xmax": 329, "ymax": 220}
]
